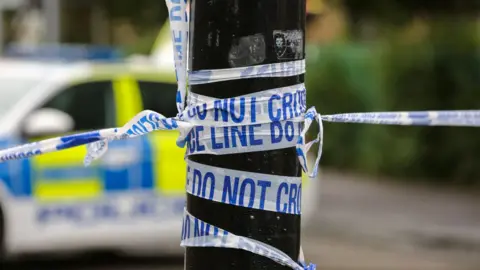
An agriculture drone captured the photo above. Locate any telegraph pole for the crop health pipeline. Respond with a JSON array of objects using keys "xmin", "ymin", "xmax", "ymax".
[{"xmin": 186, "ymin": 0, "xmax": 306, "ymax": 269}]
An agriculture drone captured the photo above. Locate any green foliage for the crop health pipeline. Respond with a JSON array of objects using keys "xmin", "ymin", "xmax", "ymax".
[{"xmin": 306, "ymin": 19, "xmax": 480, "ymax": 185}]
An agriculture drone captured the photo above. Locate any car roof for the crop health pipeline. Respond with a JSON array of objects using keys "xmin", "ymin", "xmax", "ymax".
[
  {"xmin": 0, "ymin": 57, "xmax": 177, "ymax": 84},
  {"xmin": 0, "ymin": 59, "xmax": 66, "ymax": 78}
]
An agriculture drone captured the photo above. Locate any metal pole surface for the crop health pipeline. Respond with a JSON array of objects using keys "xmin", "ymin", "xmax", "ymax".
[{"xmin": 186, "ymin": 0, "xmax": 306, "ymax": 269}]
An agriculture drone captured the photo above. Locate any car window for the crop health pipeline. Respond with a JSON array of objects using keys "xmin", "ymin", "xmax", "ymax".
[
  {"xmin": 138, "ymin": 81, "xmax": 178, "ymax": 118},
  {"xmin": 0, "ymin": 78, "xmax": 42, "ymax": 117},
  {"xmin": 42, "ymin": 81, "xmax": 116, "ymax": 131}
]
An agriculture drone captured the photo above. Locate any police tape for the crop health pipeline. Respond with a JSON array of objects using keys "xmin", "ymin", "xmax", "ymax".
[
  {"xmin": 186, "ymin": 120, "xmax": 303, "ymax": 155},
  {"xmin": 188, "ymin": 59, "xmax": 306, "ymax": 85},
  {"xmin": 181, "ymin": 208, "xmax": 316, "ymax": 270},
  {"xmin": 0, "ymin": 85, "xmax": 321, "ymax": 176},
  {"xmin": 186, "ymin": 159, "xmax": 302, "ymax": 214},
  {"xmin": 2, "ymin": 107, "xmax": 480, "ymax": 175},
  {"xmin": 0, "ymin": 128, "xmax": 118, "ymax": 163},
  {"xmin": 322, "ymin": 110, "xmax": 480, "ymax": 126},
  {"xmin": 165, "ymin": 0, "xmax": 189, "ymax": 114},
  {"xmin": 181, "ymin": 83, "xmax": 307, "ymax": 126}
]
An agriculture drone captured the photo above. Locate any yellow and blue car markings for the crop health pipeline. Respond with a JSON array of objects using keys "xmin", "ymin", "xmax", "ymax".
[
  {"xmin": 0, "ymin": 63, "xmax": 309, "ymax": 209},
  {"xmin": 0, "ymin": 66, "xmax": 187, "ymax": 206}
]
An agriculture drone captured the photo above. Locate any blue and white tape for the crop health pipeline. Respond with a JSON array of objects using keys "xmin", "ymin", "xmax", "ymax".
[
  {"xmin": 186, "ymin": 120, "xmax": 303, "ymax": 156},
  {"xmin": 181, "ymin": 83, "xmax": 307, "ymax": 126},
  {"xmin": 0, "ymin": 128, "xmax": 118, "ymax": 163},
  {"xmin": 166, "ymin": 0, "xmax": 189, "ymax": 114},
  {"xmin": 181, "ymin": 208, "xmax": 316, "ymax": 270},
  {"xmin": 188, "ymin": 59, "xmax": 306, "ymax": 85},
  {"xmin": 2, "ymin": 107, "xmax": 480, "ymax": 174},
  {"xmin": 321, "ymin": 110, "xmax": 480, "ymax": 126},
  {"xmin": 186, "ymin": 160, "xmax": 302, "ymax": 214}
]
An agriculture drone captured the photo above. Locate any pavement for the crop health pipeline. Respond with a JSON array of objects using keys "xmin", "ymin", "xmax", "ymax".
[
  {"xmin": 303, "ymin": 169, "xmax": 480, "ymax": 270},
  {"xmin": 5, "ymin": 169, "xmax": 480, "ymax": 270}
]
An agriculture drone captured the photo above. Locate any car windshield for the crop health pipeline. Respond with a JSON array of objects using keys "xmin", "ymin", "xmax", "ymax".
[{"xmin": 0, "ymin": 78, "xmax": 40, "ymax": 116}]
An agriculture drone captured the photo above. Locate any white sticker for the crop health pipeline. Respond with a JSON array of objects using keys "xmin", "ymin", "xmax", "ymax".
[{"xmin": 273, "ymin": 30, "xmax": 304, "ymax": 60}]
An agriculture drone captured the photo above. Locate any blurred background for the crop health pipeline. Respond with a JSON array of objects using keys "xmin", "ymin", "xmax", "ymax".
[{"xmin": 0, "ymin": 0, "xmax": 479, "ymax": 269}]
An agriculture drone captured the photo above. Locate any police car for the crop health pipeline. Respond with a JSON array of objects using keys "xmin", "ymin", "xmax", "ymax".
[{"xmin": 0, "ymin": 23, "xmax": 318, "ymax": 259}]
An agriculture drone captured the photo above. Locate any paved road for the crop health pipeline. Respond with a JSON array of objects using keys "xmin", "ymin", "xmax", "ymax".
[{"xmin": 5, "ymin": 170, "xmax": 480, "ymax": 270}]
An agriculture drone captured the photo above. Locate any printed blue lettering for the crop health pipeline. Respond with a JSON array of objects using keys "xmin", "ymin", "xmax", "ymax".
[
  {"xmin": 268, "ymin": 95, "xmax": 281, "ymax": 121},
  {"xmin": 211, "ymin": 127, "xmax": 223, "ymax": 149},
  {"xmin": 188, "ymin": 129, "xmax": 196, "ymax": 153},
  {"xmin": 139, "ymin": 115, "xmax": 156, "ymax": 131},
  {"xmin": 293, "ymin": 91, "xmax": 299, "ymax": 117},
  {"xmin": 239, "ymin": 178, "xmax": 255, "ymax": 208},
  {"xmin": 194, "ymin": 218, "xmax": 211, "ymax": 237},
  {"xmin": 230, "ymin": 126, "xmax": 247, "ymax": 147},
  {"xmin": 213, "ymin": 226, "xmax": 220, "ymax": 236},
  {"xmin": 174, "ymin": 44, "xmax": 183, "ymax": 60},
  {"xmin": 132, "ymin": 124, "xmax": 145, "ymax": 134},
  {"xmin": 197, "ymin": 103, "xmax": 207, "ymax": 120},
  {"xmin": 230, "ymin": 98, "xmax": 246, "ymax": 123},
  {"xmin": 169, "ymin": 4, "xmax": 182, "ymax": 21},
  {"xmin": 147, "ymin": 113, "xmax": 161, "ymax": 129},
  {"xmin": 172, "ymin": 29, "xmax": 183, "ymax": 61},
  {"xmin": 222, "ymin": 176, "xmax": 240, "ymax": 205},
  {"xmin": 173, "ymin": 30, "xmax": 182, "ymax": 42},
  {"xmin": 249, "ymin": 124, "xmax": 263, "ymax": 146},
  {"xmin": 195, "ymin": 126, "xmax": 205, "ymax": 151},
  {"xmin": 192, "ymin": 169, "xmax": 202, "ymax": 195},
  {"xmin": 282, "ymin": 93, "xmax": 293, "ymax": 120},
  {"xmin": 301, "ymin": 90, "xmax": 306, "ymax": 109},
  {"xmin": 186, "ymin": 166, "xmax": 191, "ymax": 185},
  {"xmin": 270, "ymin": 122, "xmax": 283, "ymax": 144},
  {"xmin": 182, "ymin": 215, "xmax": 191, "ymax": 240},
  {"xmin": 257, "ymin": 180, "xmax": 272, "ymax": 210},
  {"xmin": 223, "ymin": 127, "xmax": 230, "ymax": 148},
  {"xmin": 285, "ymin": 121, "xmax": 295, "ymax": 142},
  {"xmin": 181, "ymin": 216, "xmax": 186, "ymax": 240},
  {"xmin": 276, "ymin": 183, "xmax": 288, "ymax": 213},
  {"xmin": 94, "ymin": 204, "xmax": 119, "ymax": 219},
  {"xmin": 288, "ymin": 184, "xmax": 298, "ymax": 215},
  {"xmin": 131, "ymin": 200, "xmax": 155, "ymax": 217},
  {"xmin": 37, "ymin": 205, "xmax": 81, "ymax": 223},
  {"xmin": 250, "ymin": 97, "xmax": 257, "ymax": 123},
  {"xmin": 214, "ymin": 99, "xmax": 229, "ymax": 122},
  {"xmin": 136, "ymin": 119, "xmax": 149, "ymax": 133},
  {"xmin": 188, "ymin": 106, "xmax": 196, "ymax": 118},
  {"xmin": 297, "ymin": 184, "xmax": 302, "ymax": 214},
  {"xmin": 161, "ymin": 118, "xmax": 178, "ymax": 129},
  {"xmin": 202, "ymin": 172, "xmax": 215, "ymax": 200}
]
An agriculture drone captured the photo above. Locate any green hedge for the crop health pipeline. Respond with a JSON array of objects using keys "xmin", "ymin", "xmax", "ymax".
[{"xmin": 306, "ymin": 20, "xmax": 480, "ymax": 185}]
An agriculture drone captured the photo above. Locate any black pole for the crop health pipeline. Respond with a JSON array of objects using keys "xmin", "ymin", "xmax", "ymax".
[{"xmin": 186, "ymin": 0, "xmax": 306, "ymax": 269}]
